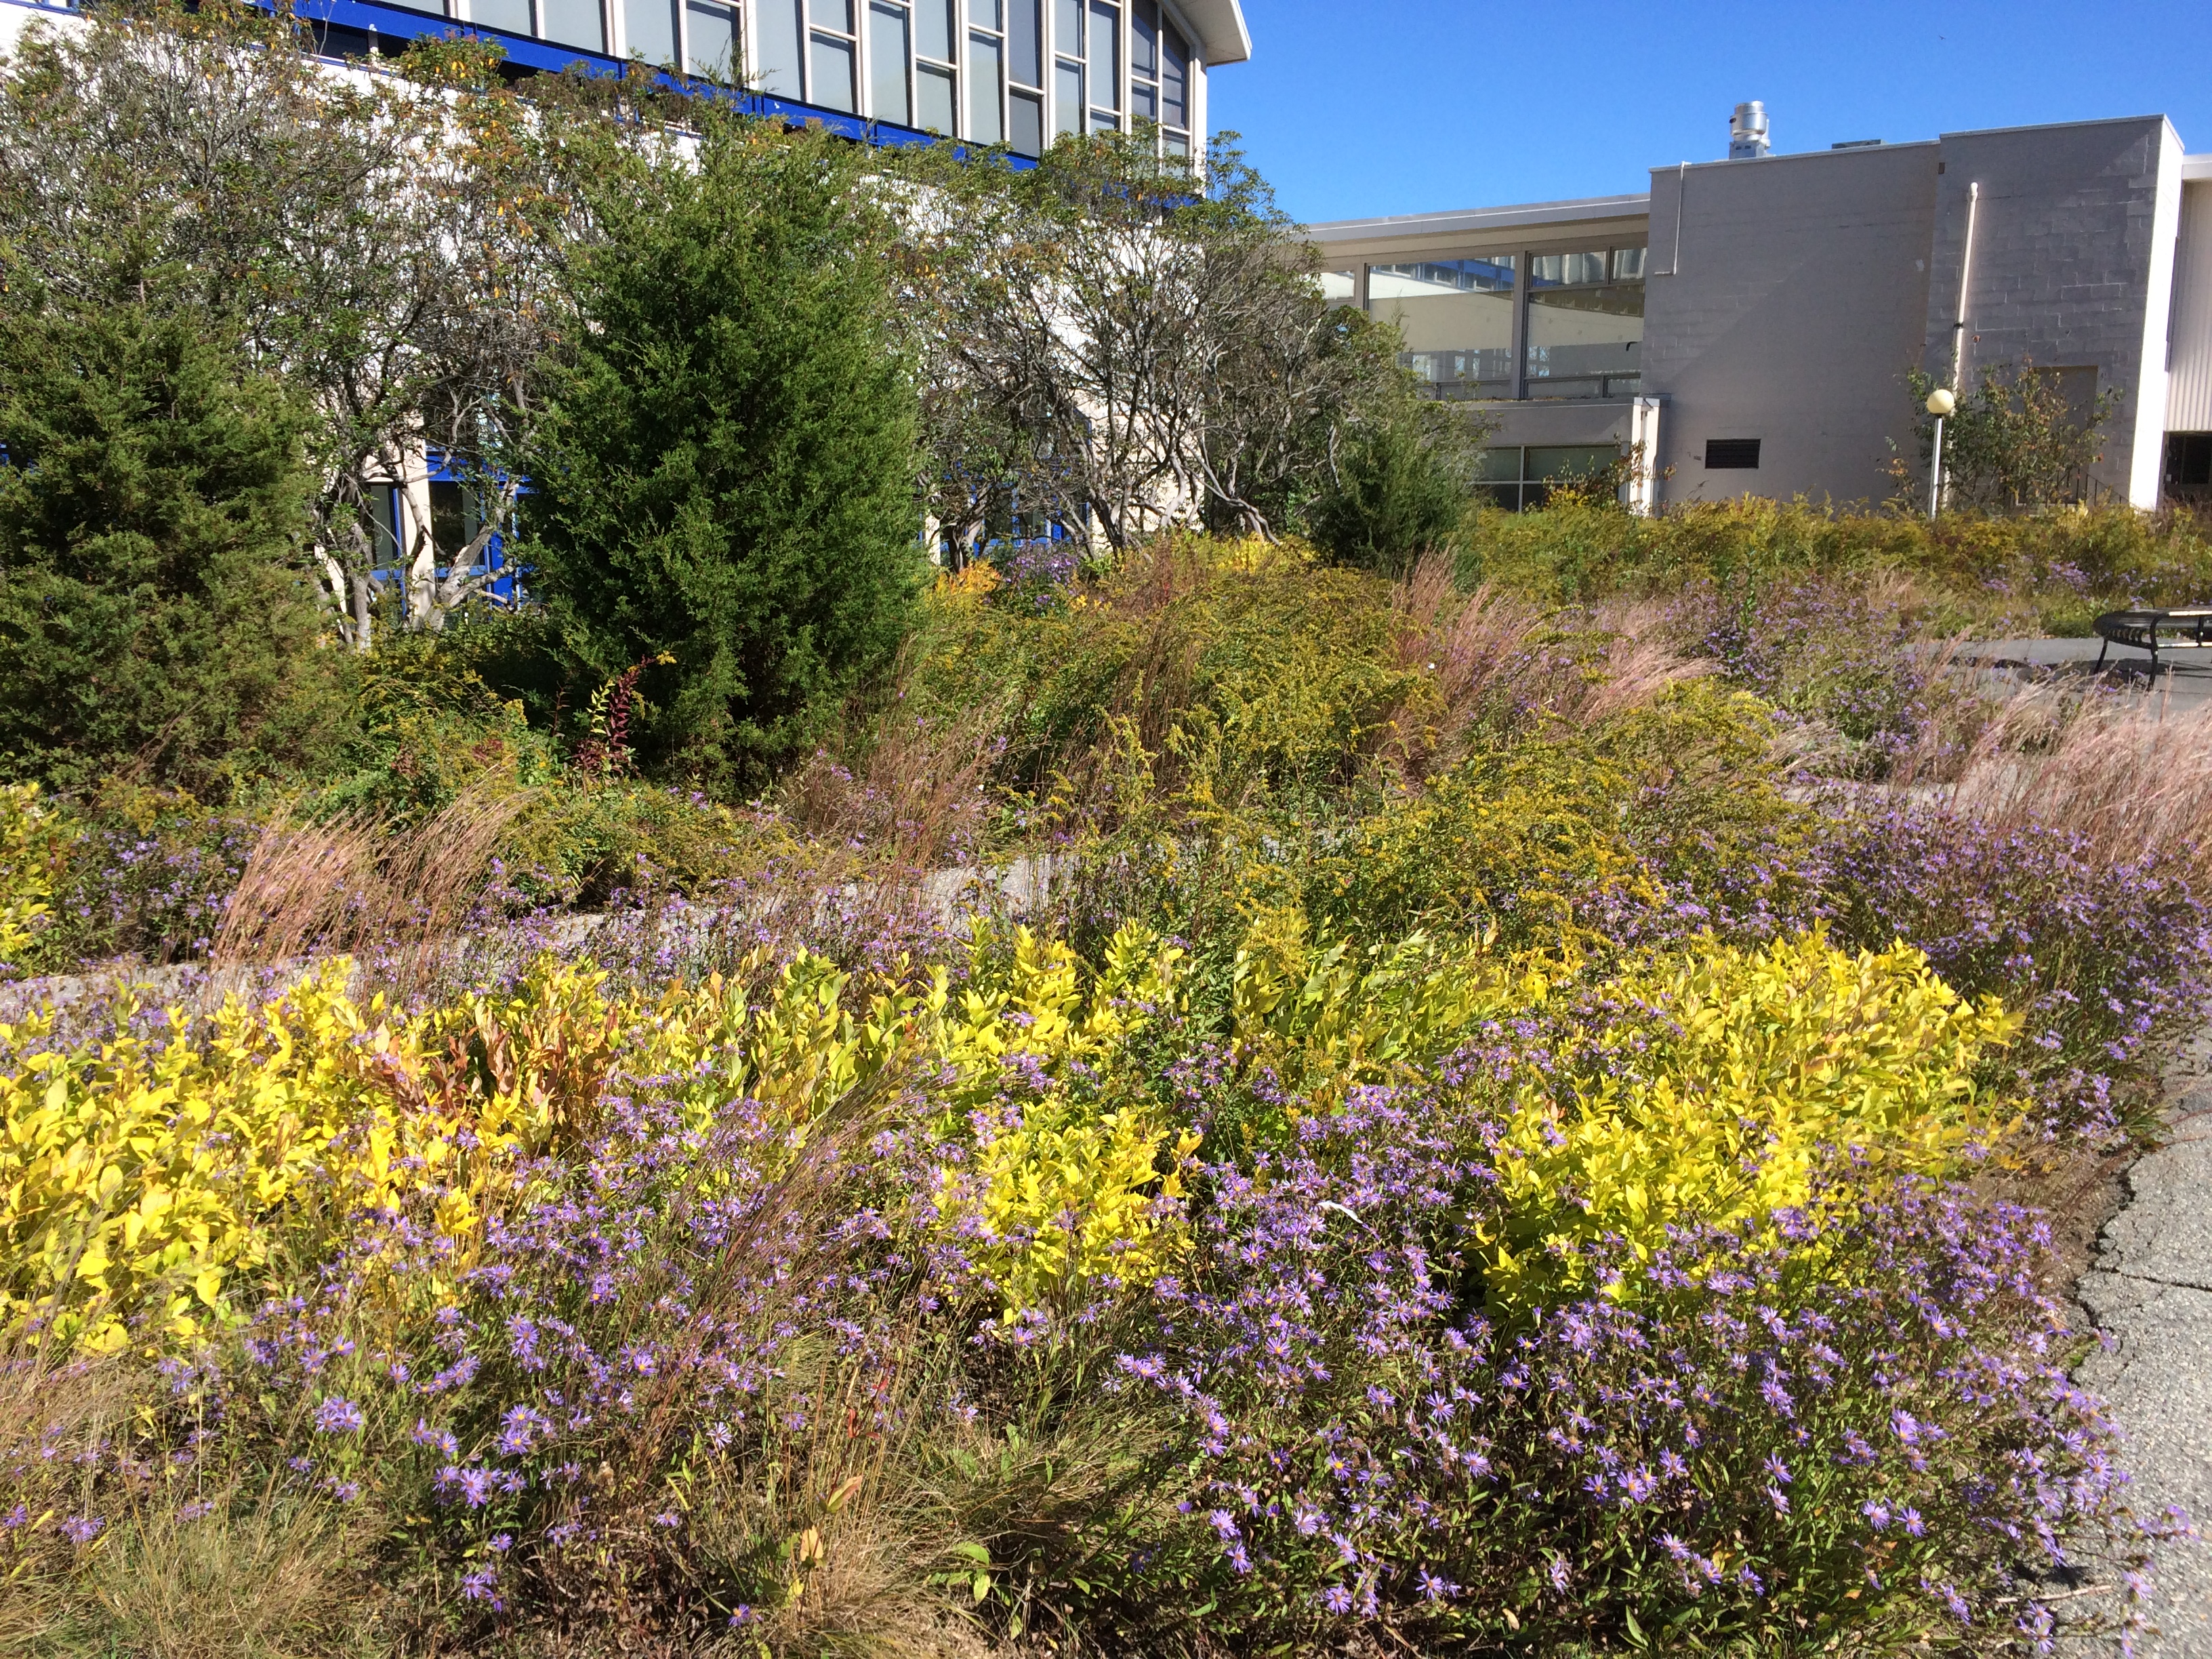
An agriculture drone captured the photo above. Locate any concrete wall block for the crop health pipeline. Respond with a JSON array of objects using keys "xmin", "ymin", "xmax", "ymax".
[{"xmin": 1643, "ymin": 144, "xmax": 1939, "ymax": 506}]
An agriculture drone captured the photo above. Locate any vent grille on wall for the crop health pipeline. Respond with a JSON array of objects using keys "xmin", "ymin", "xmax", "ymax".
[{"xmin": 1704, "ymin": 438, "xmax": 1762, "ymax": 470}]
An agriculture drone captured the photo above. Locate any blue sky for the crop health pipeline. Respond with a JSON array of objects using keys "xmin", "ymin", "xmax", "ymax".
[{"xmin": 1210, "ymin": 1, "xmax": 2212, "ymax": 226}]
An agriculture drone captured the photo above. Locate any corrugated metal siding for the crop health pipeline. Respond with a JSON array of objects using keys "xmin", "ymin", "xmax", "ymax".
[{"xmin": 2169, "ymin": 182, "xmax": 2212, "ymax": 430}]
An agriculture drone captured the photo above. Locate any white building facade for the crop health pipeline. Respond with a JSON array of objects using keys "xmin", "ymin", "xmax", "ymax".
[
  {"xmin": 1310, "ymin": 110, "xmax": 2212, "ymax": 512},
  {"xmin": 0, "ymin": 0, "xmax": 1248, "ymax": 161}
]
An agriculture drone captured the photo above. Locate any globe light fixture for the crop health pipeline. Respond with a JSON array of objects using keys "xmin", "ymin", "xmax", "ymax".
[{"xmin": 1925, "ymin": 386, "xmax": 1957, "ymax": 515}]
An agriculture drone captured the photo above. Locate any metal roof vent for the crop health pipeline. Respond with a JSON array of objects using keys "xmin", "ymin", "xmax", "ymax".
[{"xmin": 1729, "ymin": 101, "xmax": 1771, "ymax": 160}]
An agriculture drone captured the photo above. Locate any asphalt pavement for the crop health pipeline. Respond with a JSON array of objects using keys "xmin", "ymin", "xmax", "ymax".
[
  {"xmin": 1954, "ymin": 636, "xmax": 2212, "ymax": 712},
  {"xmin": 2077, "ymin": 1029, "xmax": 2212, "ymax": 1655}
]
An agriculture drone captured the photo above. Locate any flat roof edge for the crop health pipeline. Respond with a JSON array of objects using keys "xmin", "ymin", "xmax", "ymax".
[
  {"xmin": 1176, "ymin": 0, "xmax": 1251, "ymax": 65},
  {"xmin": 1305, "ymin": 191, "xmax": 1651, "ymax": 241},
  {"xmin": 1934, "ymin": 112, "xmax": 2170, "ymax": 142}
]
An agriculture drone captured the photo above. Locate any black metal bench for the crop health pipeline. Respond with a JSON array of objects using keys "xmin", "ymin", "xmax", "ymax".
[{"xmin": 2094, "ymin": 609, "xmax": 2212, "ymax": 672}]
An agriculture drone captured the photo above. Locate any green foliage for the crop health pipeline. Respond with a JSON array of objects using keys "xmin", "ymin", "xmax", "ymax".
[
  {"xmin": 0, "ymin": 783, "xmax": 57, "ymax": 973},
  {"xmin": 520, "ymin": 119, "xmax": 927, "ymax": 792},
  {"xmin": 904, "ymin": 538, "xmax": 1422, "ymax": 817},
  {"xmin": 1909, "ymin": 358, "xmax": 2120, "ymax": 512},
  {"xmin": 1462, "ymin": 491, "xmax": 2212, "ymax": 636},
  {"xmin": 0, "ymin": 293, "xmax": 346, "ymax": 798},
  {"xmin": 1306, "ymin": 366, "xmax": 1479, "ymax": 575}
]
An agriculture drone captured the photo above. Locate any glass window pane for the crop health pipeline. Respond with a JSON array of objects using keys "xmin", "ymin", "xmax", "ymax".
[
  {"xmin": 968, "ymin": 31, "xmax": 1002, "ymax": 141},
  {"xmin": 1317, "ymin": 270, "xmax": 1356, "ymax": 308},
  {"xmin": 473, "ymin": 0, "xmax": 531, "ymax": 33},
  {"xmin": 367, "ymin": 485, "xmax": 403, "ymax": 567},
  {"xmin": 1007, "ymin": 0, "xmax": 1041, "ymax": 86},
  {"xmin": 812, "ymin": 31, "xmax": 857, "ymax": 107},
  {"xmin": 917, "ymin": 61, "xmax": 955, "ymax": 128},
  {"xmin": 1130, "ymin": 0, "xmax": 1155, "ymax": 76},
  {"xmin": 1471, "ymin": 447, "xmax": 1521, "ymax": 483},
  {"xmin": 1612, "ymin": 246, "xmax": 1647, "ymax": 281},
  {"xmin": 687, "ymin": 0, "xmax": 733, "ymax": 76},
  {"xmin": 1160, "ymin": 21, "xmax": 1185, "ymax": 127},
  {"xmin": 1528, "ymin": 445, "xmax": 1620, "ymax": 481},
  {"xmin": 1086, "ymin": 0, "xmax": 1117, "ymax": 108},
  {"xmin": 1525, "ymin": 248, "xmax": 1643, "ymax": 399},
  {"xmin": 541, "ymin": 0, "xmax": 604, "ymax": 49},
  {"xmin": 1370, "ymin": 258, "xmax": 1517, "ymax": 401},
  {"xmin": 1530, "ymin": 250, "xmax": 1610, "ymax": 287},
  {"xmin": 624, "ymin": 0, "xmax": 677, "ymax": 64},
  {"xmin": 1009, "ymin": 87, "xmax": 1042, "ymax": 155},
  {"xmin": 869, "ymin": 2, "xmax": 910, "ymax": 121},
  {"xmin": 1091, "ymin": 108, "xmax": 1117, "ymax": 131},
  {"xmin": 968, "ymin": 0, "xmax": 1000, "ymax": 24},
  {"xmin": 811, "ymin": 0, "xmax": 853, "ymax": 28},
  {"xmin": 1164, "ymin": 127, "xmax": 1187, "ymax": 157},
  {"xmin": 1054, "ymin": 0, "xmax": 1080, "ymax": 53},
  {"xmin": 758, "ymin": 0, "xmax": 804, "ymax": 93},
  {"xmin": 1130, "ymin": 80, "xmax": 1154, "ymax": 121},
  {"xmin": 1054, "ymin": 58, "xmax": 1082, "ymax": 134},
  {"xmin": 916, "ymin": 0, "xmax": 953, "ymax": 58}
]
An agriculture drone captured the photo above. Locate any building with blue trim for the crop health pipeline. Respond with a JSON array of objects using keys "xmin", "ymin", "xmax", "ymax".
[
  {"xmin": 0, "ymin": 0, "xmax": 1248, "ymax": 163},
  {"xmin": 0, "ymin": 0, "xmax": 1252, "ymax": 611}
]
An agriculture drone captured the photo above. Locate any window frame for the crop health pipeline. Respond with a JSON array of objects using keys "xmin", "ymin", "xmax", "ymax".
[
  {"xmin": 1050, "ymin": 0, "xmax": 1083, "ymax": 138},
  {"xmin": 965, "ymin": 0, "xmax": 1006, "ymax": 145},
  {"xmin": 1085, "ymin": 0, "xmax": 1119, "ymax": 131},
  {"xmin": 903, "ymin": 0, "xmax": 958, "ymax": 131},
  {"xmin": 806, "ymin": 0, "xmax": 860, "ymax": 112},
  {"xmin": 1359, "ymin": 239, "xmax": 1647, "ymax": 404},
  {"xmin": 866, "ymin": 0, "xmax": 914, "ymax": 126}
]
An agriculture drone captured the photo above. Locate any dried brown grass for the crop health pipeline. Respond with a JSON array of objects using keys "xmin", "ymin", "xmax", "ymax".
[
  {"xmin": 783, "ymin": 696, "xmax": 1006, "ymax": 875},
  {"xmin": 1384, "ymin": 556, "xmax": 1711, "ymax": 777},
  {"xmin": 210, "ymin": 784, "xmax": 531, "ymax": 987},
  {"xmin": 76, "ymin": 1492, "xmax": 369, "ymax": 1659},
  {"xmin": 1897, "ymin": 674, "xmax": 2212, "ymax": 881},
  {"xmin": 0, "ymin": 1359, "xmax": 367, "ymax": 1659}
]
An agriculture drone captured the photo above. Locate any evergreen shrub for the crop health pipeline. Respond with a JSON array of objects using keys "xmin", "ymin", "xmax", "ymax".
[
  {"xmin": 0, "ymin": 293, "xmax": 346, "ymax": 797},
  {"xmin": 520, "ymin": 120, "xmax": 927, "ymax": 792}
]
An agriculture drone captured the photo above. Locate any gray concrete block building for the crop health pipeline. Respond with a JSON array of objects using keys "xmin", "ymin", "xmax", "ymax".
[{"xmin": 1308, "ymin": 107, "xmax": 2212, "ymax": 512}]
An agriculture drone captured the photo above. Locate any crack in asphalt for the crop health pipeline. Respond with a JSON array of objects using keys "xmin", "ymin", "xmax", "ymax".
[{"xmin": 2074, "ymin": 1041, "xmax": 2212, "ymax": 1657}]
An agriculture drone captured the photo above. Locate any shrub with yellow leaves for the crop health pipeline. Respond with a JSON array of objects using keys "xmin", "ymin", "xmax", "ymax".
[
  {"xmin": 0, "ymin": 919, "xmax": 1196, "ymax": 1353},
  {"xmin": 0, "ymin": 783, "xmax": 55, "ymax": 971},
  {"xmin": 1484, "ymin": 928, "xmax": 2020, "ymax": 1309}
]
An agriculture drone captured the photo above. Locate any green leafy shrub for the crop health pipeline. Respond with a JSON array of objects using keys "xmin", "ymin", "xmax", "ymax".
[
  {"xmin": 0, "ymin": 784, "xmax": 58, "ymax": 975},
  {"xmin": 903, "ymin": 537, "xmax": 1422, "ymax": 818},
  {"xmin": 1306, "ymin": 385, "xmax": 1477, "ymax": 575},
  {"xmin": 1462, "ymin": 493, "xmax": 2212, "ymax": 636},
  {"xmin": 28, "ymin": 788, "xmax": 262, "ymax": 971},
  {"xmin": 521, "ymin": 119, "xmax": 927, "ymax": 792},
  {"xmin": 0, "ymin": 291, "xmax": 347, "ymax": 798}
]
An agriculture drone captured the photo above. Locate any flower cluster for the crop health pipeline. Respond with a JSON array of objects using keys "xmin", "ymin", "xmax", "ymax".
[
  {"xmin": 1824, "ymin": 802, "xmax": 2212, "ymax": 1136},
  {"xmin": 1121, "ymin": 1085, "xmax": 2160, "ymax": 1651}
]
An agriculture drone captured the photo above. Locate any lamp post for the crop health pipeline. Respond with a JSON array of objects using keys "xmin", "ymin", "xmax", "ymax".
[{"xmin": 1925, "ymin": 386, "xmax": 1957, "ymax": 518}]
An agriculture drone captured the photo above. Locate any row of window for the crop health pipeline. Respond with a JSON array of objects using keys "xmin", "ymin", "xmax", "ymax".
[
  {"xmin": 380, "ymin": 0, "xmax": 1195, "ymax": 155},
  {"xmin": 1326, "ymin": 245, "xmax": 1648, "ymax": 403},
  {"xmin": 1471, "ymin": 444, "xmax": 1621, "ymax": 512}
]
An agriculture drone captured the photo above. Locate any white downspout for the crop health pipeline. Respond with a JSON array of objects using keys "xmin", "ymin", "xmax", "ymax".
[{"xmin": 1932, "ymin": 180, "xmax": 1980, "ymax": 515}]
